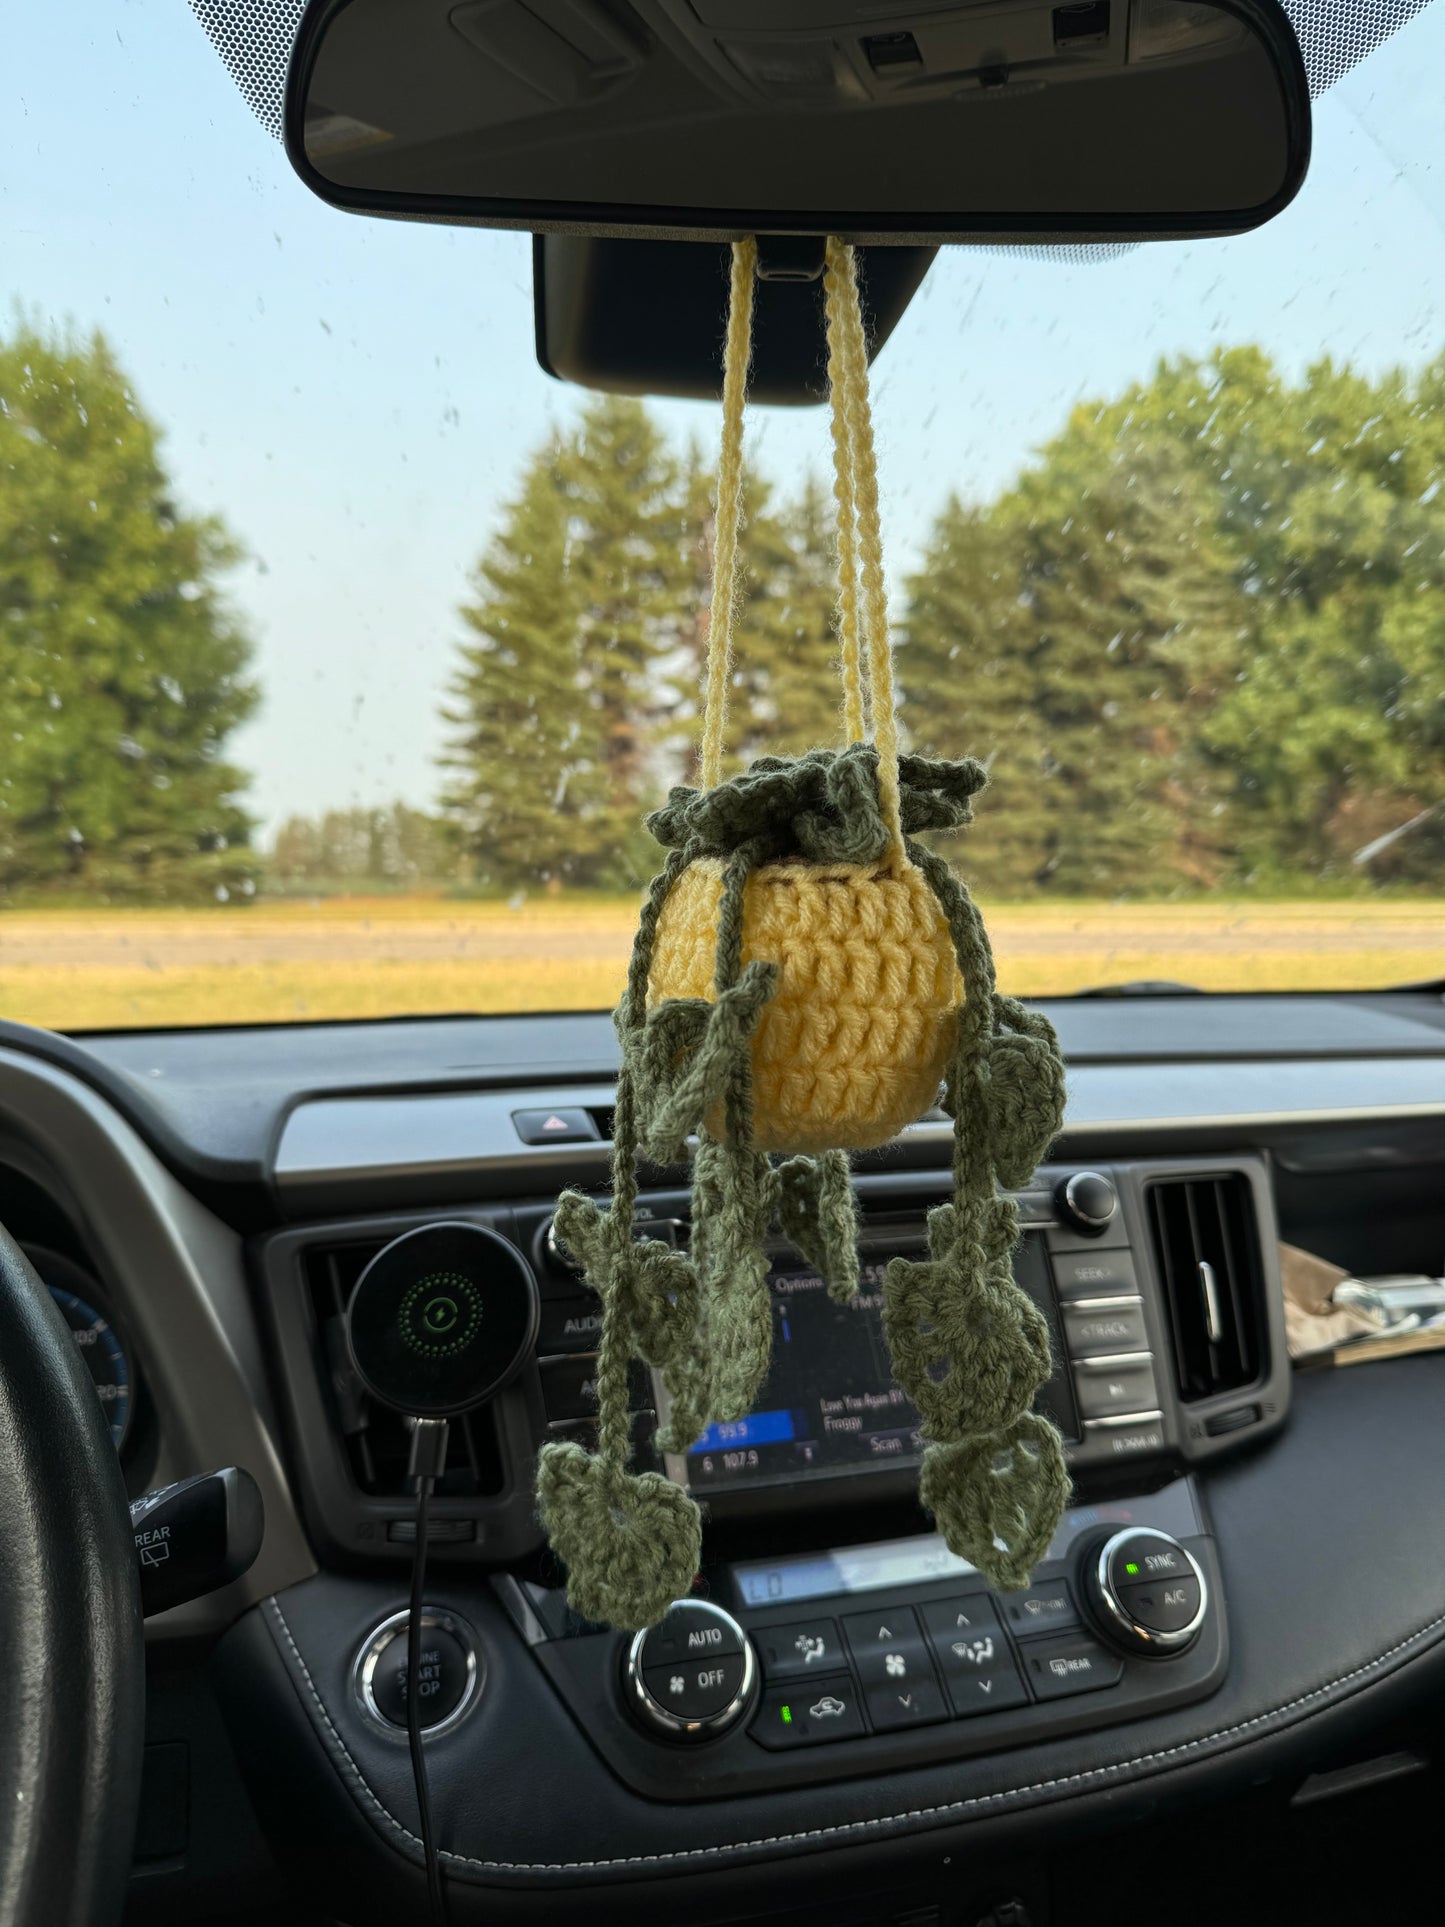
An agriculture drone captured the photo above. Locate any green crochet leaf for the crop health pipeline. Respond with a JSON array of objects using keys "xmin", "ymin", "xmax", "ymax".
[
  {"xmin": 625, "ymin": 961, "xmax": 779, "ymax": 1165},
  {"xmin": 882, "ymin": 1198, "xmax": 1053, "ymax": 1439},
  {"xmin": 775, "ymin": 1151, "xmax": 860, "ymax": 1305},
  {"xmin": 535, "ymin": 1443, "xmax": 702, "ymax": 1631},
  {"xmin": 919, "ymin": 1414, "xmax": 1071, "ymax": 1593},
  {"xmin": 645, "ymin": 743, "xmax": 986, "ymax": 866}
]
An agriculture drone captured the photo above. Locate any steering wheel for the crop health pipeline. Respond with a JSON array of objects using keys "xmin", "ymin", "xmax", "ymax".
[{"xmin": 0, "ymin": 1226, "xmax": 144, "ymax": 1926}]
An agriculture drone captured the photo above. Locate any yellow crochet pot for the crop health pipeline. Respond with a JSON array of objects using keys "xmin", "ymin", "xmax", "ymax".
[{"xmin": 650, "ymin": 854, "xmax": 962, "ymax": 1154}]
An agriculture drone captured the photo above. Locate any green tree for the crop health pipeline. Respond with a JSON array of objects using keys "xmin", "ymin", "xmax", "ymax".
[
  {"xmin": 1130, "ymin": 348, "xmax": 1445, "ymax": 878},
  {"xmin": 440, "ymin": 439, "xmax": 609, "ymax": 886},
  {"xmin": 560, "ymin": 397, "xmax": 685, "ymax": 869},
  {"xmin": 270, "ymin": 802, "xmax": 453, "ymax": 885},
  {"xmin": 902, "ymin": 429, "xmax": 1246, "ymax": 894},
  {"xmin": 0, "ymin": 323, "xmax": 257, "ymax": 901},
  {"xmin": 750, "ymin": 474, "xmax": 849, "ymax": 762},
  {"xmin": 671, "ymin": 458, "xmax": 844, "ymax": 775}
]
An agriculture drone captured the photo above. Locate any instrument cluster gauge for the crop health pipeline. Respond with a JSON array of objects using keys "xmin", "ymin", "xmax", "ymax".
[{"xmin": 25, "ymin": 1245, "xmax": 135, "ymax": 1454}]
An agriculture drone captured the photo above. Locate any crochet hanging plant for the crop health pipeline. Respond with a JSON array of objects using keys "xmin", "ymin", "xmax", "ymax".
[{"xmin": 537, "ymin": 239, "xmax": 1070, "ymax": 1632}]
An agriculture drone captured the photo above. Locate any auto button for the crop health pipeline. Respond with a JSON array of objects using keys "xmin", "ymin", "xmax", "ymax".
[{"xmin": 644, "ymin": 1601, "xmax": 743, "ymax": 1666}]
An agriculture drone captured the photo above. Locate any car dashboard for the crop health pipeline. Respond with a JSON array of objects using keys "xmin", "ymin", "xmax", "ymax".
[{"xmin": 2, "ymin": 991, "xmax": 1443, "ymax": 1926}]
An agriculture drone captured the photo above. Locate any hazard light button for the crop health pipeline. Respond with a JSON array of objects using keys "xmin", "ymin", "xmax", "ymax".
[{"xmin": 512, "ymin": 1107, "xmax": 600, "ymax": 1145}]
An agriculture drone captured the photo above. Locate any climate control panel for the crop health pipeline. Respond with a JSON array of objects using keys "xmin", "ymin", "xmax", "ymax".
[
  {"xmin": 515, "ymin": 1480, "xmax": 1228, "ymax": 1801},
  {"xmin": 620, "ymin": 1528, "xmax": 1207, "ymax": 1753}
]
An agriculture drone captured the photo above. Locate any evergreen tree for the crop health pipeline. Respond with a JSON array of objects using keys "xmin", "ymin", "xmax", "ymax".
[
  {"xmin": 671, "ymin": 459, "xmax": 843, "ymax": 775},
  {"xmin": 1060, "ymin": 347, "xmax": 1445, "ymax": 880},
  {"xmin": 898, "ymin": 497, "xmax": 1052, "ymax": 893},
  {"xmin": 439, "ymin": 440, "xmax": 609, "ymax": 886},
  {"xmin": 270, "ymin": 802, "xmax": 453, "ymax": 884},
  {"xmin": 901, "ymin": 429, "xmax": 1245, "ymax": 895},
  {"xmin": 560, "ymin": 397, "xmax": 685, "ymax": 871},
  {"xmin": 0, "ymin": 324, "xmax": 257, "ymax": 901},
  {"xmin": 758, "ymin": 474, "xmax": 850, "ymax": 760}
]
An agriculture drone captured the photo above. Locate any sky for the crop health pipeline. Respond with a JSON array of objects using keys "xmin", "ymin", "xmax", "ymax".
[{"xmin": 4, "ymin": 0, "xmax": 1445, "ymax": 836}]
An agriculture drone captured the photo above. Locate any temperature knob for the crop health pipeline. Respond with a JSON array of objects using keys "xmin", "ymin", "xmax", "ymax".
[
  {"xmin": 1082, "ymin": 1528, "xmax": 1207, "ymax": 1656},
  {"xmin": 625, "ymin": 1600, "xmax": 757, "ymax": 1741}
]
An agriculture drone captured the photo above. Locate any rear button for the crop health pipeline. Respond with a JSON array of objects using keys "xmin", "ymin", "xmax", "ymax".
[
  {"xmin": 749, "ymin": 1676, "xmax": 865, "ymax": 1748},
  {"xmin": 1023, "ymin": 1635, "xmax": 1123, "ymax": 1699}
]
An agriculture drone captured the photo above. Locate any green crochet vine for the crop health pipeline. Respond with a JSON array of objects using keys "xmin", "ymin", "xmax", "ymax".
[{"xmin": 536, "ymin": 745, "xmax": 1069, "ymax": 1630}]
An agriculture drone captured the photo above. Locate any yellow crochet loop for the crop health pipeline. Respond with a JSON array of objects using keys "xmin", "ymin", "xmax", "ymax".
[
  {"xmin": 652, "ymin": 855, "xmax": 960, "ymax": 1153},
  {"xmin": 647, "ymin": 237, "xmax": 960, "ymax": 1153}
]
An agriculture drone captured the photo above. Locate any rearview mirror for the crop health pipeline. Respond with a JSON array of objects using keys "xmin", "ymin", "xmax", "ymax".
[{"xmin": 285, "ymin": 0, "xmax": 1310, "ymax": 244}]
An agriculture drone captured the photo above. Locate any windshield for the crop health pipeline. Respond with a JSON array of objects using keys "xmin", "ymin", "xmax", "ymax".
[{"xmin": 3, "ymin": 3, "xmax": 1443, "ymax": 1030}]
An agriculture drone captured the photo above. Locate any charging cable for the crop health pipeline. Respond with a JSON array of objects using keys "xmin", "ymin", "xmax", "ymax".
[{"xmin": 407, "ymin": 1417, "xmax": 450, "ymax": 1925}]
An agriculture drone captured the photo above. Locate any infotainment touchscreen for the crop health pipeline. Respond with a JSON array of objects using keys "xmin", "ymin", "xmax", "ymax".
[{"xmin": 658, "ymin": 1230, "xmax": 1077, "ymax": 1495}]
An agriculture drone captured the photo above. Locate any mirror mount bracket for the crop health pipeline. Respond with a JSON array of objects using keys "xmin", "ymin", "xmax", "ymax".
[
  {"xmin": 532, "ymin": 236, "xmax": 934, "ymax": 405},
  {"xmin": 755, "ymin": 237, "xmax": 827, "ymax": 285}
]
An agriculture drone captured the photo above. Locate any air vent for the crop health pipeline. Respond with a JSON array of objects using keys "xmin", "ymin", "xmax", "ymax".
[
  {"xmin": 301, "ymin": 1240, "xmax": 504, "ymax": 1498},
  {"xmin": 1147, "ymin": 1174, "xmax": 1266, "ymax": 1402}
]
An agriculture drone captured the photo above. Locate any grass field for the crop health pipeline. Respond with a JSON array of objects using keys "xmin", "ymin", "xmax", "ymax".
[{"xmin": 0, "ymin": 895, "xmax": 1440, "ymax": 1029}]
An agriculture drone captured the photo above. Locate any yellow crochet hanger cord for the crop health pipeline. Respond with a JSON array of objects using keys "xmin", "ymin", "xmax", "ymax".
[
  {"xmin": 536, "ymin": 239, "xmax": 1071, "ymax": 1632},
  {"xmin": 650, "ymin": 238, "xmax": 959, "ymax": 1153}
]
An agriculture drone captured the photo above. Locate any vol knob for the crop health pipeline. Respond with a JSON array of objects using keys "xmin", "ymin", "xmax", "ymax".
[
  {"xmin": 1082, "ymin": 1529, "xmax": 1207, "ymax": 1656},
  {"xmin": 1055, "ymin": 1170, "xmax": 1117, "ymax": 1235}
]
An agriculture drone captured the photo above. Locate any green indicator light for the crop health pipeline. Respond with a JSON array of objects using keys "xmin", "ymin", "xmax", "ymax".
[
  {"xmin": 780, "ymin": 1706, "xmax": 792, "ymax": 1724},
  {"xmin": 1125, "ymin": 1561, "xmax": 1140, "ymax": 1575}
]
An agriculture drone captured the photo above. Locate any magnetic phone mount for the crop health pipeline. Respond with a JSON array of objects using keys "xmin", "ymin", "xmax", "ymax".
[
  {"xmin": 346, "ymin": 1220, "xmax": 539, "ymax": 1418},
  {"xmin": 345, "ymin": 1221, "xmax": 539, "ymax": 1927}
]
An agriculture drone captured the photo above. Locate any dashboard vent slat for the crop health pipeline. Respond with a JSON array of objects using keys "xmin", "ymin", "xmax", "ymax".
[{"xmin": 1147, "ymin": 1173, "xmax": 1265, "ymax": 1402}]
